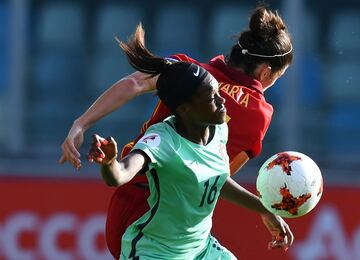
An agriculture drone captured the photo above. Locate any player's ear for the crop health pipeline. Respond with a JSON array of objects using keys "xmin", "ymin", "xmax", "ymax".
[
  {"xmin": 255, "ymin": 64, "xmax": 272, "ymax": 82},
  {"xmin": 176, "ymin": 103, "xmax": 190, "ymax": 117}
]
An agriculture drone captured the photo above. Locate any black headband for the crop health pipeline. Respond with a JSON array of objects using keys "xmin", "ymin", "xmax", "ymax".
[{"xmin": 157, "ymin": 62, "xmax": 212, "ymax": 110}]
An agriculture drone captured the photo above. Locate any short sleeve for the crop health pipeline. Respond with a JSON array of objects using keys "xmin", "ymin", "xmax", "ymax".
[{"xmin": 131, "ymin": 124, "xmax": 173, "ymax": 166}]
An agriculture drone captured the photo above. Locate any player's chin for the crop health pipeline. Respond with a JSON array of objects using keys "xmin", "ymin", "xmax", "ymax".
[{"xmin": 214, "ymin": 112, "xmax": 227, "ymax": 124}]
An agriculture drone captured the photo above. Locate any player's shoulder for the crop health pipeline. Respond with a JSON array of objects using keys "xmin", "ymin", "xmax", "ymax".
[
  {"xmin": 250, "ymin": 94, "xmax": 274, "ymax": 117},
  {"xmin": 139, "ymin": 117, "xmax": 177, "ymax": 146},
  {"xmin": 143, "ymin": 120, "xmax": 171, "ymax": 138}
]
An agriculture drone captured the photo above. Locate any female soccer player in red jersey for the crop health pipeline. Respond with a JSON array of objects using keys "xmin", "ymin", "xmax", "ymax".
[{"xmin": 60, "ymin": 5, "xmax": 293, "ymax": 259}]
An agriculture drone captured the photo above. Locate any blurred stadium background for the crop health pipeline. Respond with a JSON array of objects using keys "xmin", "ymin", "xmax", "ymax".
[{"xmin": 0, "ymin": 0, "xmax": 359, "ymax": 259}]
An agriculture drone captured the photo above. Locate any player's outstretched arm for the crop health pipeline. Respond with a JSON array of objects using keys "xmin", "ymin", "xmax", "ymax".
[
  {"xmin": 59, "ymin": 71, "xmax": 158, "ymax": 170},
  {"xmin": 220, "ymin": 177, "xmax": 294, "ymax": 251},
  {"xmin": 88, "ymin": 134, "xmax": 150, "ymax": 186}
]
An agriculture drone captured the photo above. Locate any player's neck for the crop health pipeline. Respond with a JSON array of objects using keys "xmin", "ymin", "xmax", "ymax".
[{"xmin": 175, "ymin": 119, "xmax": 214, "ymax": 146}]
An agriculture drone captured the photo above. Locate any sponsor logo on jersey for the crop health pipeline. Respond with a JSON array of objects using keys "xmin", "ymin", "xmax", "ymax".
[{"xmin": 139, "ymin": 133, "xmax": 161, "ymax": 147}]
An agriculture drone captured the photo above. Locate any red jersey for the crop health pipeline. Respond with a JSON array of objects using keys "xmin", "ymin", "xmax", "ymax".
[{"xmin": 121, "ymin": 54, "xmax": 273, "ymax": 177}]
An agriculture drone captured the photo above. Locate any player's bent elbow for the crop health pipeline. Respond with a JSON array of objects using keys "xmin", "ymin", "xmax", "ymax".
[
  {"xmin": 104, "ymin": 173, "xmax": 132, "ymax": 187},
  {"xmin": 104, "ymin": 178, "xmax": 120, "ymax": 187},
  {"xmin": 123, "ymin": 72, "xmax": 157, "ymax": 95},
  {"xmin": 100, "ymin": 170, "xmax": 123, "ymax": 187},
  {"xmin": 101, "ymin": 175, "xmax": 119, "ymax": 187}
]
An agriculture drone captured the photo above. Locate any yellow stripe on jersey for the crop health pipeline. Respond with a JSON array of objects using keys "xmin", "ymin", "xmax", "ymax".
[{"xmin": 226, "ymin": 115, "xmax": 231, "ymax": 123}]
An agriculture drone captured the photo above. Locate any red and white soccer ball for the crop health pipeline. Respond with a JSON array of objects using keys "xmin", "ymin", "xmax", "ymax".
[{"xmin": 256, "ymin": 151, "xmax": 323, "ymax": 218}]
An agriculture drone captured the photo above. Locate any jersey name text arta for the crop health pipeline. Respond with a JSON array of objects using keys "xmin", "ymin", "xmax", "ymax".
[{"xmin": 219, "ymin": 82, "xmax": 250, "ymax": 106}]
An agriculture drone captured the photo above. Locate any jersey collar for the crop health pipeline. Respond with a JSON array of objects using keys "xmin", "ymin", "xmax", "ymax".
[{"xmin": 209, "ymin": 55, "xmax": 264, "ymax": 94}]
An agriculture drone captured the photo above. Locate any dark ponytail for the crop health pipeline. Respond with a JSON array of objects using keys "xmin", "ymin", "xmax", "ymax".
[
  {"xmin": 118, "ymin": 23, "xmax": 213, "ymax": 113},
  {"xmin": 227, "ymin": 5, "xmax": 293, "ymax": 75},
  {"xmin": 118, "ymin": 23, "xmax": 170, "ymax": 77}
]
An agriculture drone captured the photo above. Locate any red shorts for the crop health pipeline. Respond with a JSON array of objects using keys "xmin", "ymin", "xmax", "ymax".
[{"xmin": 105, "ymin": 179, "xmax": 149, "ymax": 259}]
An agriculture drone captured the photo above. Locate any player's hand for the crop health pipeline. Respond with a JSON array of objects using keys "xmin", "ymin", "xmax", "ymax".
[
  {"xmin": 261, "ymin": 213, "xmax": 294, "ymax": 251},
  {"xmin": 88, "ymin": 134, "xmax": 118, "ymax": 165},
  {"xmin": 59, "ymin": 124, "xmax": 84, "ymax": 170}
]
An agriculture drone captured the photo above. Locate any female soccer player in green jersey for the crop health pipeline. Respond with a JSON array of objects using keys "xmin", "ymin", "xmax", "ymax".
[{"xmin": 88, "ymin": 29, "xmax": 293, "ymax": 259}]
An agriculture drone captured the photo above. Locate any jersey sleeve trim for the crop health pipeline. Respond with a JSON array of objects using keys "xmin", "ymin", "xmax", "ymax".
[{"xmin": 132, "ymin": 146, "xmax": 157, "ymax": 164}]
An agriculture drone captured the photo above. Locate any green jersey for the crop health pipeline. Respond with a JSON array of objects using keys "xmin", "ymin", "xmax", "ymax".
[{"xmin": 121, "ymin": 116, "xmax": 230, "ymax": 260}]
